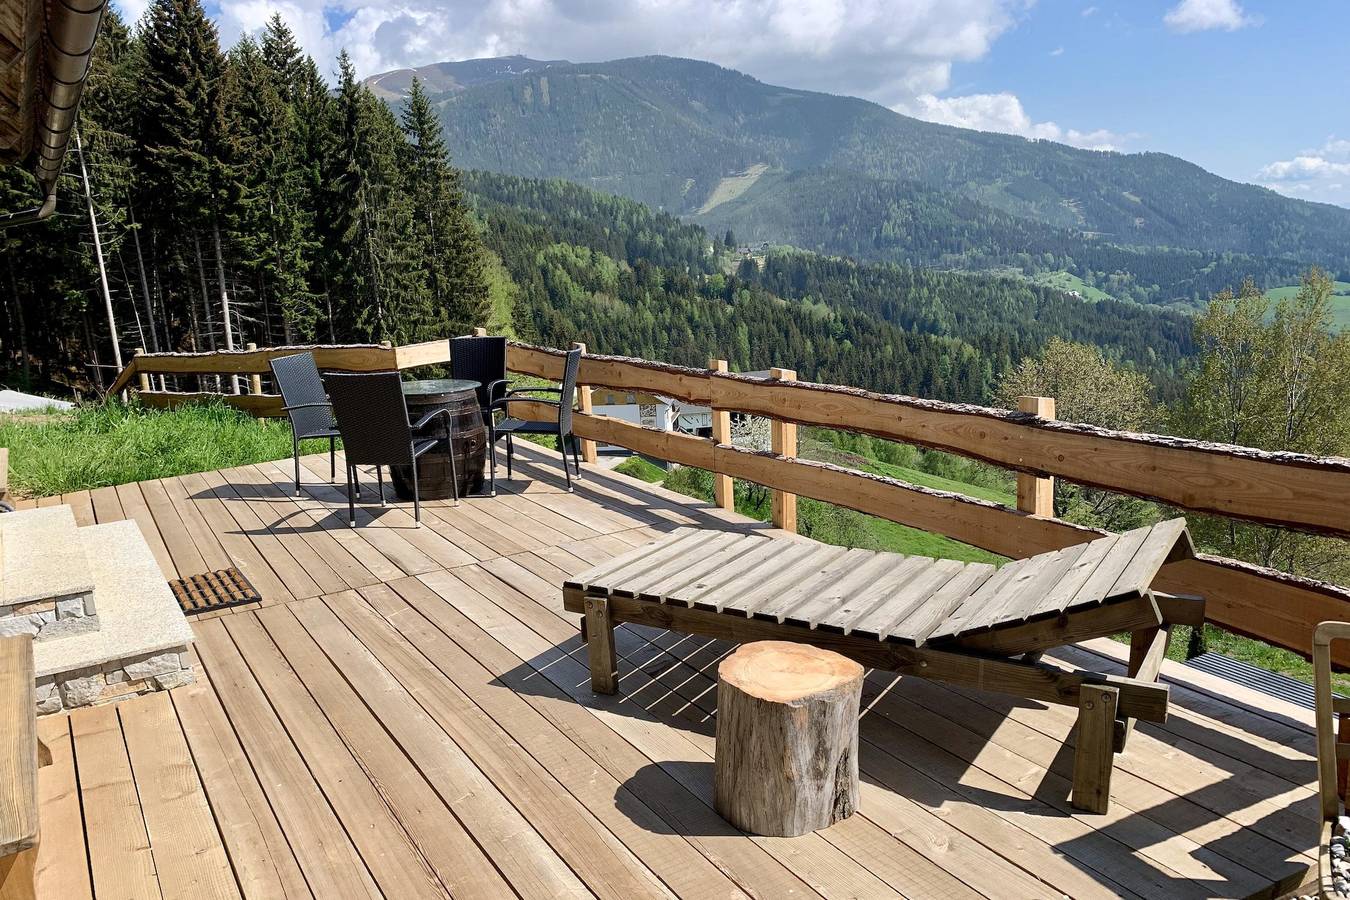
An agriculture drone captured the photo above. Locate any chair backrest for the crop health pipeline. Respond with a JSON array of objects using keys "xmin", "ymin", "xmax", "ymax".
[
  {"xmin": 322, "ymin": 372, "xmax": 415, "ymax": 466},
  {"xmin": 557, "ymin": 347, "xmax": 582, "ymax": 437},
  {"xmin": 451, "ymin": 336, "xmax": 507, "ymax": 410},
  {"xmin": 270, "ymin": 352, "xmax": 334, "ymax": 436}
]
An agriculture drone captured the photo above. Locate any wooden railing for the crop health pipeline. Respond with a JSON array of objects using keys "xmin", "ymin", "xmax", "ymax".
[{"xmin": 108, "ymin": 337, "xmax": 1350, "ymax": 666}]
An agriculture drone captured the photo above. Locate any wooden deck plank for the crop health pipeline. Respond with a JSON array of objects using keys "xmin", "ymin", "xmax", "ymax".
[
  {"xmin": 171, "ymin": 677, "xmax": 314, "ymax": 900},
  {"xmin": 139, "ymin": 478, "xmax": 210, "ymax": 578},
  {"xmin": 159, "ymin": 475, "xmax": 234, "ymax": 571},
  {"xmin": 191, "ymin": 619, "xmax": 382, "ymax": 899},
  {"xmin": 120, "ymin": 690, "xmax": 240, "ymax": 899},
  {"xmin": 68, "ymin": 703, "xmax": 160, "ymax": 900},
  {"xmin": 349, "ymin": 579, "xmax": 757, "ymax": 900},
  {"xmin": 305, "ymin": 591, "xmax": 669, "ymax": 900},
  {"xmin": 178, "ymin": 472, "xmax": 296, "ymax": 605},
  {"xmin": 251, "ymin": 460, "xmax": 416, "ymax": 582},
  {"xmin": 88, "ymin": 484, "xmax": 125, "ymax": 523},
  {"xmin": 226, "ymin": 610, "xmax": 507, "ymax": 899},
  {"xmin": 33, "ymin": 716, "xmax": 92, "ymax": 900},
  {"xmin": 199, "ymin": 469, "xmax": 326, "ymax": 600},
  {"xmin": 60, "ymin": 489, "xmax": 96, "ymax": 527}
]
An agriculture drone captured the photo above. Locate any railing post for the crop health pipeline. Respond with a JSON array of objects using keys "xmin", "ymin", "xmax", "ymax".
[
  {"xmin": 572, "ymin": 342, "xmax": 597, "ymax": 464},
  {"xmin": 134, "ymin": 347, "xmax": 149, "ymax": 393},
  {"xmin": 246, "ymin": 343, "xmax": 262, "ymax": 396},
  {"xmin": 710, "ymin": 358, "xmax": 734, "ymax": 511},
  {"xmin": 770, "ymin": 367, "xmax": 798, "ymax": 533},
  {"xmin": 1016, "ymin": 396, "xmax": 1056, "ymax": 517}
]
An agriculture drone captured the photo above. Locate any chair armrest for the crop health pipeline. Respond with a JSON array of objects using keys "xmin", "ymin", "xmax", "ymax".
[
  {"xmin": 506, "ymin": 386, "xmax": 562, "ymax": 396},
  {"xmin": 490, "ymin": 396, "xmax": 561, "ymax": 414},
  {"xmin": 484, "ymin": 379, "xmax": 509, "ymax": 401},
  {"xmin": 411, "ymin": 407, "xmax": 453, "ymax": 431}
]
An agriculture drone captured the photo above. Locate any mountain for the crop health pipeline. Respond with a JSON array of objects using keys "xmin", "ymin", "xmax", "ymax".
[{"xmin": 368, "ymin": 54, "xmax": 1350, "ymax": 301}]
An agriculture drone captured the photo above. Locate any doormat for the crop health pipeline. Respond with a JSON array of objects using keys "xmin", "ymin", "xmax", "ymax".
[{"xmin": 169, "ymin": 567, "xmax": 262, "ymax": 615}]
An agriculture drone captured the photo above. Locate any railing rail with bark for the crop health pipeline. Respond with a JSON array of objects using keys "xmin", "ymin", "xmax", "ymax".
[{"xmin": 109, "ymin": 337, "xmax": 1350, "ymax": 666}]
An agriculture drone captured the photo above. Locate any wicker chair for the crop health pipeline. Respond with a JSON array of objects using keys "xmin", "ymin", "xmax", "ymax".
[
  {"xmin": 269, "ymin": 352, "xmax": 341, "ymax": 497},
  {"xmin": 322, "ymin": 371, "xmax": 457, "ymax": 527},
  {"xmin": 488, "ymin": 347, "xmax": 582, "ymax": 494},
  {"xmin": 450, "ymin": 335, "xmax": 509, "ymax": 417}
]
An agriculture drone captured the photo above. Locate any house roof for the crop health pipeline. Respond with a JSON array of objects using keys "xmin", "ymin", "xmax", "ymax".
[{"xmin": 0, "ymin": 0, "xmax": 106, "ymax": 221}]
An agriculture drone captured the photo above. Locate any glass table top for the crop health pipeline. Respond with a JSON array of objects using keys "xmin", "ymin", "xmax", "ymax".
[{"xmin": 401, "ymin": 378, "xmax": 481, "ymax": 397}]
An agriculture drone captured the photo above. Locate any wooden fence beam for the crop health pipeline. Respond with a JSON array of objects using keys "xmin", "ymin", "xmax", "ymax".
[
  {"xmin": 710, "ymin": 359, "xmax": 733, "ymax": 511},
  {"xmin": 1016, "ymin": 396, "xmax": 1055, "ymax": 517},
  {"xmin": 770, "ymin": 367, "xmax": 798, "ymax": 534},
  {"xmin": 572, "ymin": 342, "xmax": 597, "ymax": 464},
  {"xmin": 708, "ymin": 372, "xmax": 1350, "ymax": 537}
]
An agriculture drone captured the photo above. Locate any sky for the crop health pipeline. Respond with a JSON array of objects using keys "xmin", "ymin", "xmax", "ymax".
[{"xmin": 113, "ymin": 0, "xmax": 1350, "ymax": 207}]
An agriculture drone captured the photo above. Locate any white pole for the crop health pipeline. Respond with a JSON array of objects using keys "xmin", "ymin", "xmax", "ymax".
[{"xmin": 76, "ymin": 128, "xmax": 124, "ymax": 383}]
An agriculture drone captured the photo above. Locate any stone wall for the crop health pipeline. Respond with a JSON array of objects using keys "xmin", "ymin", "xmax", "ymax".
[
  {"xmin": 0, "ymin": 590, "xmax": 97, "ymax": 641},
  {"xmin": 36, "ymin": 645, "xmax": 194, "ymax": 714}
]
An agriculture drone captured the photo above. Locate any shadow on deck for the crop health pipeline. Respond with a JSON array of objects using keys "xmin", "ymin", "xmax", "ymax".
[{"xmin": 28, "ymin": 442, "xmax": 1318, "ymax": 899}]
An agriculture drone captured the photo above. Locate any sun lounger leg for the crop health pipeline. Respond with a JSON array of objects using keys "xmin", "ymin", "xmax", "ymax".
[
  {"xmin": 1115, "ymin": 625, "xmax": 1172, "ymax": 752},
  {"xmin": 1072, "ymin": 684, "xmax": 1118, "ymax": 814},
  {"xmin": 584, "ymin": 594, "xmax": 618, "ymax": 694}
]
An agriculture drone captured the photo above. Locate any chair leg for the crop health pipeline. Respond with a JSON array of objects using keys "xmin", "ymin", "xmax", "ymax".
[
  {"xmin": 447, "ymin": 430, "xmax": 460, "ymax": 508},
  {"xmin": 329, "ymin": 437, "xmax": 336, "ymax": 482},
  {"xmin": 377, "ymin": 465, "xmax": 385, "ymax": 506},
  {"xmin": 488, "ymin": 426, "xmax": 498, "ymax": 497},
  {"xmin": 412, "ymin": 457, "xmax": 422, "ymax": 527},
  {"xmin": 562, "ymin": 434, "xmax": 573, "ymax": 493},
  {"xmin": 506, "ymin": 435, "xmax": 514, "ymax": 480},
  {"xmin": 1071, "ymin": 684, "xmax": 1118, "ymax": 814},
  {"xmin": 583, "ymin": 594, "xmax": 617, "ymax": 694},
  {"xmin": 570, "ymin": 434, "xmax": 582, "ymax": 478},
  {"xmin": 293, "ymin": 437, "xmax": 301, "ymax": 497},
  {"xmin": 345, "ymin": 464, "xmax": 356, "ymax": 527}
]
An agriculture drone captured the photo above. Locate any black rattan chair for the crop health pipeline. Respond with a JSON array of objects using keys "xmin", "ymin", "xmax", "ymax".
[
  {"xmin": 450, "ymin": 335, "xmax": 508, "ymax": 416},
  {"xmin": 270, "ymin": 352, "xmax": 341, "ymax": 497},
  {"xmin": 488, "ymin": 347, "xmax": 582, "ymax": 494},
  {"xmin": 322, "ymin": 371, "xmax": 457, "ymax": 527}
]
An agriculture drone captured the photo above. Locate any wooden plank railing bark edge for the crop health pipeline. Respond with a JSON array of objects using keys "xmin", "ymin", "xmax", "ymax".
[
  {"xmin": 507, "ymin": 341, "xmax": 712, "ymax": 403},
  {"xmin": 109, "ymin": 343, "xmax": 396, "ymax": 394},
  {"xmin": 708, "ymin": 371, "xmax": 1350, "ymax": 538}
]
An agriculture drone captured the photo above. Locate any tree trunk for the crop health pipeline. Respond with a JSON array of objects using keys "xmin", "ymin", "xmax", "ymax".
[
  {"xmin": 7, "ymin": 260, "xmax": 29, "ymax": 387},
  {"xmin": 713, "ymin": 641, "xmax": 862, "ymax": 837},
  {"xmin": 211, "ymin": 220, "xmax": 239, "ymax": 393},
  {"xmin": 77, "ymin": 130, "xmax": 123, "ymax": 375},
  {"xmin": 127, "ymin": 203, "xmax": 159, "ymax": 353}
]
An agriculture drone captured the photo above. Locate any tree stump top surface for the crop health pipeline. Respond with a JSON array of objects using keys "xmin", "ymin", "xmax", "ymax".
[{"xmin": 718, "ymin": 641, "xmax": 863, "ymax": 703}]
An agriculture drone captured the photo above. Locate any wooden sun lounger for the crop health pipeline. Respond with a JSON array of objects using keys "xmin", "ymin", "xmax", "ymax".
[{"xmin": 563, "ymin": 518, "xmax": 1203, "ymax": 814}]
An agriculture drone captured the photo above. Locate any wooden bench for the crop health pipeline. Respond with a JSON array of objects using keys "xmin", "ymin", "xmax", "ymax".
[
  {"xmin": 566, "ymin": 519, "xmax": 1204, "ymax": 814},
  {"xmin": 0, "ymin": 636, "xmax": 45, "ymax": 900}
]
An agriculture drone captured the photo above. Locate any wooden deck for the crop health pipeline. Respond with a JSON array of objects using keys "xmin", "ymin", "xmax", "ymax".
[{"xmin": 22, "ymin": 442, "xmax": 1323, "ymax": 899}]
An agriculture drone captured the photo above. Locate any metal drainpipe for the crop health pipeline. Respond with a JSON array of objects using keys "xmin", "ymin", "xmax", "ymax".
[{"xmin": 0, "ymin": 0, "xmax": 107, "ymax": 228}]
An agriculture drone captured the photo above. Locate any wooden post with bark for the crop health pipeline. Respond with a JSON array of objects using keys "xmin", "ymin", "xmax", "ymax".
[
  {"xmin": 710, "ymin": 358, "xmax": 733, "ymax": 510},
  {"xmin": 769, "ymin": 368, "xmax": 798, "ymax": 533},
  {"xmin": 1016, "ymin": 395, "xmax": 1055, "ymax": 517},
  {"xmin": 714, "ymin": 641, "xmax": 862, "ymax": 836}
]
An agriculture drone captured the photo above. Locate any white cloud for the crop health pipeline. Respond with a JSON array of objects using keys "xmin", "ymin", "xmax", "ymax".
[
  {"xmin": 1081, "ymin": 5, "xmax": 1097, "ymax": 16},
  {"xmin": 1049, "ymin": 45, "xmax": 1064, "ymax": 56},
  {"xmin": 189, "ymin": 0, "xmax": 1025, "ymax": 107},
  {"xmin": 1257, "ymin": 138, "xmax": 1350, "ymax": 206},
  {"xmin": 899, "ymin": 91, "xmax": 1130, "ymax": 151},
  {"xmin": 1163, "ymin": 0, "xmax": 1257, "ymax": 33}
]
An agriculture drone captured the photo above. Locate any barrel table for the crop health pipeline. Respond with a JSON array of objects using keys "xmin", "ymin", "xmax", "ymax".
[{"xmin": 392, "ymin": 378, "xmax": 487, "ymax": 500}]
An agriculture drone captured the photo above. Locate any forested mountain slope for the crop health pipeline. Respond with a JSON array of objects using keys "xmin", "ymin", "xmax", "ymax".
[
  {"xmin": 465, "ymin": 171, "xmax": 1194, "ymax": 402},
  {"xmin": 375, "ymin": 55, "xmax": 1350, "ymax": 278}
]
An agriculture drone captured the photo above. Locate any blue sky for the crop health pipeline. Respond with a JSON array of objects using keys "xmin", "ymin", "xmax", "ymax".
[
  {"xmin": 953, "ymin": 1, "xmax": 1350, "ymax": 205},
  {"xmin": 123, "ymin": 0, "xmax": 1348, "ymax": 206}
]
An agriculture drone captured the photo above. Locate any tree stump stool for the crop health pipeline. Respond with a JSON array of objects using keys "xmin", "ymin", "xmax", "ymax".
[{"xmin": 714, "ymin": 640, "xmax": 864, "ymax": 836}]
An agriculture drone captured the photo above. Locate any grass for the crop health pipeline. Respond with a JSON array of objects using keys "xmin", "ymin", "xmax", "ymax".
[
  {"xmin": 862, "ymin": 458, "xmax": 1016, "ymax": 506},
  {"xmin": 613, "ymin": 455, "xmax": 666, "ymax": 483},
  {"xmin": 0, "ymin": 399, "xmax": 330, "ymax": 498},
  {"xmin": 1029, "ymin": 270, "xmax": 1115, "ymax": 302},
  {"xmin": 1264, "ymin": 280, "xmax": 1350, "ymax": 331}
]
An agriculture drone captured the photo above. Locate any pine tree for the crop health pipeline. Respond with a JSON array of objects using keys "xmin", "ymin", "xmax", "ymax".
[{"xmin": 400, "ymin": 77, "xmax": 489, "ymax": 334}]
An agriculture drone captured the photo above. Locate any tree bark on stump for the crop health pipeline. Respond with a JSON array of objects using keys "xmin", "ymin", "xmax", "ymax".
[{"xmin": 714, "ymin": 641, "xmax": 863, "ymax": 837}]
